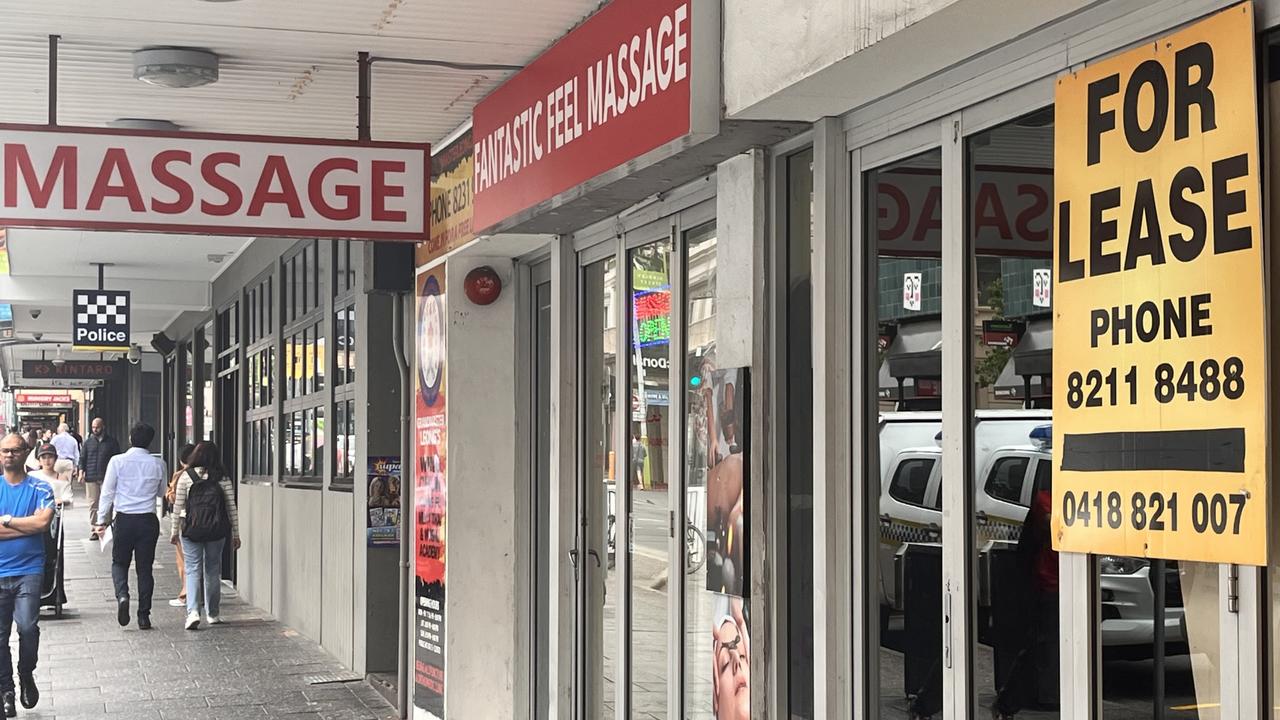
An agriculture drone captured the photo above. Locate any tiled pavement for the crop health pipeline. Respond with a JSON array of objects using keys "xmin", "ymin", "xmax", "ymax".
[{"xmin": 12, "ymin": 487, "xmax": 396, "ymax": 720}]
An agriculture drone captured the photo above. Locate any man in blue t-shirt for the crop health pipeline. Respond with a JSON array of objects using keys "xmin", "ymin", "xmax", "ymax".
[{"xmin": 0, "ymin": 434, "xmax": 53, "ymax": 717}]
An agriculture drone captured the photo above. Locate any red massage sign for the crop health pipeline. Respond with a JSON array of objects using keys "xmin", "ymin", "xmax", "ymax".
[
  {"xmin": 0, "ymin": 125, "xmax": 428, "ymax": 241},
  {"xmin": 472, "ymin": 0, "xmax": 706, "ymax": 230}
]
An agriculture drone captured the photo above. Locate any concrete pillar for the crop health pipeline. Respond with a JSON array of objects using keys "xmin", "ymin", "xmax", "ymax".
[
  {"xmin": 355, "ymin": 256, "xmax": 404, "ymax": 676},
  {"xmin": 442, "ymin": 254, "xmax": 520, "ymax": 720}
]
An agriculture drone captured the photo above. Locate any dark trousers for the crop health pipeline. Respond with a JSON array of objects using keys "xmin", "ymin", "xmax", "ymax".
[
  {"xmin": 0, "ymin": 574, "xmax": 42, "ymax": 691},
  {"xmin": 111, "ymin": 513, "xmax": 159, "ymax": 616}
]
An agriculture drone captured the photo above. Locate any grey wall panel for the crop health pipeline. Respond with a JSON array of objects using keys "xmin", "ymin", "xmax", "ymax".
[
  {"xmin": 239, "ymin": 483, "xmax": 275, "ymax": 614},
  {"xmin": 322, "ymin": 490, "xmax": 355, "ymax": 669},
  {"xmin": 272, "ymin": 487, "xmax": 324, "ymax": 641}
]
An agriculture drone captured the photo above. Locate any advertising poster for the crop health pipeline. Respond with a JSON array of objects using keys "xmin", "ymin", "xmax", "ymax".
[
  {"xmin": 413, "ymin": 266, "xmax": 447, "ymax": 718},
  {"xmin": 366, "ymin": 456, "xmax": 401, "ymax": 547},
  {"xmin": 704, "ymin": 367, "xmax": 747, "ymax": 597},
  {"xmin": 421, "ymin": 129, "xmax": 474, "ymax": 267},
  {"xmin": 1052, "ymin": 4, "xmax": 1267, "ymax": 565},
  {"xmin": 698, "ymin": 366, "xmax": 750, "ymax": 720}
]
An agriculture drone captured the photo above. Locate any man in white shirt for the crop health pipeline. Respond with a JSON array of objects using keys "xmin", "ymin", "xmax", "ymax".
[
  {"xmin": 49, "ymin": 425, "xmax": 77, "ymax": 481},
  {"xmin": 93, "ymin": 423, "xmax": 166, "ymax": 630}
]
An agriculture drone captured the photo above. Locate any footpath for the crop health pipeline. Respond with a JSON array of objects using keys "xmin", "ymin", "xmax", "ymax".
[{"xmin": 14, "ymin": 486, "xmax": 395, "ymax": 720}]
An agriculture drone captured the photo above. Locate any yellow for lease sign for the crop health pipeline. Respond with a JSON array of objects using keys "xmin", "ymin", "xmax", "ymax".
[{"xmin": 1052, "ymin": 3, "xmax": 1267, "ymax": 565}]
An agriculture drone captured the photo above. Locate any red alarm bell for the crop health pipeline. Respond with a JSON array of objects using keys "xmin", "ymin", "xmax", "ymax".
[{"xmin": 463, "ymin": 265, "xmax": 502, "ymax": 306}]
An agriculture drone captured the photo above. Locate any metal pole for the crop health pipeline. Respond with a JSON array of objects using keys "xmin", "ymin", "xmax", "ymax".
[
  {"xmin": 357, "ymin": 52, "xmax": 371, "ymax": 142},
  {"xmin": 47, "ymin": 35, "xmax": 59, "ymax": 126},
  {"xmin": 392, "ymin": 293, "xmax": 412, "ymax": 720},
  {"xmin": 96, "ymin": 263, "xmax": 105, "ymax": 291},
  {"xmin": 1152, "ymin": 558, "xmax": 1166, "ymax": 720}
]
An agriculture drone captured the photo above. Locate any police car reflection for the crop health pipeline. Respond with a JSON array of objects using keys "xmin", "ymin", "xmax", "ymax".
[{"xmin": 878, "ymin": 412, "xmax": 1185, "ymax": 657}]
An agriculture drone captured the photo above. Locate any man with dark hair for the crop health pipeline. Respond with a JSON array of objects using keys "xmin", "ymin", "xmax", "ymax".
[
  {"xmin": 93, "ymin": 423, "xmax": 166, "ymax": 630},
  {"xmin": 78, "ymin": 418, "xmax": 120, "ymax": 540},
  {"xmin": 0, "ymin": 433, "xmax": 54, "ymax": 715}
]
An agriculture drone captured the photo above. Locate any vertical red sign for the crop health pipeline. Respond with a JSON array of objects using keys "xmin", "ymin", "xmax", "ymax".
[{"xmin": 413, "ymin": 267, "xmax": 447, "ymax": 718}]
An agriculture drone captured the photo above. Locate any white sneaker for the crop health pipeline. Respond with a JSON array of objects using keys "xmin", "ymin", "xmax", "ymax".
[
  {"xmin": 184, "ymin": 611, "xmax": 201, "ymax": 630},
  {"xmin": 206, "ymin": 615, "xmax": 222, "ymax": 625},
  {"xmin": 168, "ymin": 598, "xmax": 185, "ymax": 608}
]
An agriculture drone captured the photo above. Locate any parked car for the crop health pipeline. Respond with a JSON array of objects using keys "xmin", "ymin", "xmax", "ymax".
[{"xmin": 877, "ymin": 412, "xmax": 1185, "ymax": 655}]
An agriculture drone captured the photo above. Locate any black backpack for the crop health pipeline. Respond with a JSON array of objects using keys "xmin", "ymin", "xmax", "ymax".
[{"xmin": 182, "ymin": 469, "xmax": 231, "ymax": 542}]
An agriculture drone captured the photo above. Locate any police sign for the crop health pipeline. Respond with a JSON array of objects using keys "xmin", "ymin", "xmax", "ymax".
[
  {"xmin": 1053, "ymin": 4, "xmax": 1267, "ymax": 565},
  {"xmin": 72, "ymin": 289, "xmax": 131, "ymax": 352}
]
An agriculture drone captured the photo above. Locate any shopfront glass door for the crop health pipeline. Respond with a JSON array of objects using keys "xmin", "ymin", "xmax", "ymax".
[
  {"xmin": 580, "ymin": 255, "xmax": 620, "ymax": 719},
  {"xmin": 855, "ymin": 108, "xmax": 1248, "ymax": 720}
]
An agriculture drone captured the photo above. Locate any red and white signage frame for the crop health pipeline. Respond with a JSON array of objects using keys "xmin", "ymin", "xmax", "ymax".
[
  {"xmin": 0, "ymin": 124, "xmax": 429, "ymax": 242},
  {"xmin": 470, "ymin": 0, "xmax": 720, "ymax": 232}
]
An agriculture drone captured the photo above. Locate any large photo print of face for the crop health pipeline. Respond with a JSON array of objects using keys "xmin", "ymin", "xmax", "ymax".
[
  {"xmin": 712, "ymin": 593, "xmax": 750, "ymax": 720},
  {"xmin": 705, "ymin": 367, "xmax": 747, "ymax": 598},
  {"xmin": 418, "ymin": 274, "xmax": 445, "ymax": 407}
]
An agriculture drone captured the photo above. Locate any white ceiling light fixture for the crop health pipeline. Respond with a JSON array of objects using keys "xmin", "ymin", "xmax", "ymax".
[
  {"xmin": 133, "ymin": 47, "xmax": 220, "ymax": 89},
  {"xmin": 108, "ymin": 118, "xmax": 181, "ymax": 131}
]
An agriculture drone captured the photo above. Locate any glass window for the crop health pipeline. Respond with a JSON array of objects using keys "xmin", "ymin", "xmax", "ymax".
[
  {"xmin": 966, "ymin": 110, "xmax": 1060, "ymax": 720},
  {"xmin": 681, "ymin": 221, "xmax": 749, "ymax": 720},
  {"xmin": 181, "ymin": 341, "xmax": 195, "ymax": 446},
  {"xmin": 888, "ymin": 457, "xmax": 935, "ymax": 508},
  {"xmin": 785, "ymin": 147, "xmax": 815, "ymax": 720},
  {"xmin": 201, "ymin": 322, "xmax": 214, "ymax": 441},
  {"xmin": 867, "ymin": 147, "xmax": 945, "ymax": 718},
  {"xmin": 314, "ymin": 321, "xmax": 325, "ymax": 392},
  {"xmin": 628, "ymin": 237, "xmax": 672, "ymax": 717},
  {"xmin": 982, "ymin": 456, "xmax": 1029, "ymax": 506}
]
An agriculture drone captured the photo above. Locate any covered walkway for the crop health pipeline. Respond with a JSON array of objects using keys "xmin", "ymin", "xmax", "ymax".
[{"xmin": 18, "ymin": 489, "xmax": 394, "ymax": 720}]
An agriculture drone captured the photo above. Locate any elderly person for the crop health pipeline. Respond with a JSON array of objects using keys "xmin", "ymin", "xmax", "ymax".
[{"xmin": 49, "ymin": 425, "xmax": 78, "ymax": 483}]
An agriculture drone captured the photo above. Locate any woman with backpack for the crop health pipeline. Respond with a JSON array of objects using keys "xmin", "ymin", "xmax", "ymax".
[
  {"xmin": 168, "ymin": 441, "xmax": 239, "ymax": 630},
  {"xmin": 163, "ymin": 444, "xmax": 195, "ymax": 608}
]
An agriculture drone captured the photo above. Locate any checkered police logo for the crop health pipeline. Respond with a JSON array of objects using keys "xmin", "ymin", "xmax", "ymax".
[{"xmin": 72, "ymin": 289, "xmax": 131, "ymax": 351}]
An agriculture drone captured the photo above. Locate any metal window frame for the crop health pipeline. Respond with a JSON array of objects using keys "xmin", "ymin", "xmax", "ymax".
[{"xmin": 764, "ymin": 130, "xmax": 815, "ymax": 720}]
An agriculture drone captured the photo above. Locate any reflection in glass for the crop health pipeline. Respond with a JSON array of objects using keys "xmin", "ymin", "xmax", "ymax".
[
  {"xmin": 629, "ymin": 238, "xmax": 671, "ymax": 717},
  {"xmin": 182, "ymin": 342, "xmax": 195, "ymax": 446},
  {"xmin": 582, "ymin": 257, "xmax": 618, "ymax": 718},
  {"xmin": 868, "ymin": 148, "xmax": 945, "ymax": 718},
  {"xmin": 1099, "ymin": 559, "xmax": 1217, "ymax": 719},
  {"xmin": 683, "ymin": 222, "xmax": 728, "ymax": 719},
  {"xmin": 966, "ymin": 111, "xmax": 1059, "ymax": 720},
  {"xmin": 202, "ymin": 322, "xmax": 214, "ymax": 441}
]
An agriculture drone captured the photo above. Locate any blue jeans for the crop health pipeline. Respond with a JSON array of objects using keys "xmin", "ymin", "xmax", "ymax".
[
  {"xmin": 180, "ymin": 537, "xmax": 225, "ymax": 617},
  {"xmin": 0, "ymin": 574, "xmax": 42, "ymax": 691}
]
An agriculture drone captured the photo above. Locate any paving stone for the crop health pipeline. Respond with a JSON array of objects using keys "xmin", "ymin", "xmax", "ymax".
[{"xmin": 4, "ymin": 489, "xmax": 396, "ymax": 719}]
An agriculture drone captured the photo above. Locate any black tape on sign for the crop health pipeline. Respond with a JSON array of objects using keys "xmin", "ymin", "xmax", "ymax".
[{"xmin": 1061, "ymin": 428, "xmax": 1245, "ymax": 473}]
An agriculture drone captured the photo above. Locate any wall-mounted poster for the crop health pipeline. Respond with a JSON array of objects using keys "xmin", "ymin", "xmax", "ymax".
[
  {"xmin": 366, "ymin": 456, "xmax": 401, "ymax": 547},
  {"xmin": 705, "ymin": 367, "xmax": 747, "ymax": 597},
  {"xmin": 413, "ymin": 266, "xmax": 447, "ymax": 719},
  {"xmin": 698, "ymin": 366, "xmax": 750, "ymax": 720}
]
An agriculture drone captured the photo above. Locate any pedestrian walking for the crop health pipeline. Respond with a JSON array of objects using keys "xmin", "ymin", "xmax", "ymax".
[
  {"xmin": 164, "ymin": 443, "xmax": 195, "ymax": 608},
  {"xmin": 26, "ymin": 445, "xmax": 70, "ymax": 507},
  {"xmin": 78, "ymin": 418, "xmax": 120, "ymax": 541},
  {"xmin": 93, "ymin": 424, "xmax": 166, "ymax": 630},
  {"xmin": 0, "ymin": 433, "xmax": 55, "ymax": 716},
  {"xmin": 169, "ymin": 441, "xmax": 239, "ymax": 630},
  {"xmin": 49, "ymin": 425, "xmax": 78, "ymax": 482},
  {"xmin": 19, "ymin": 435, "xmax": 37, "ymax": 475}
]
